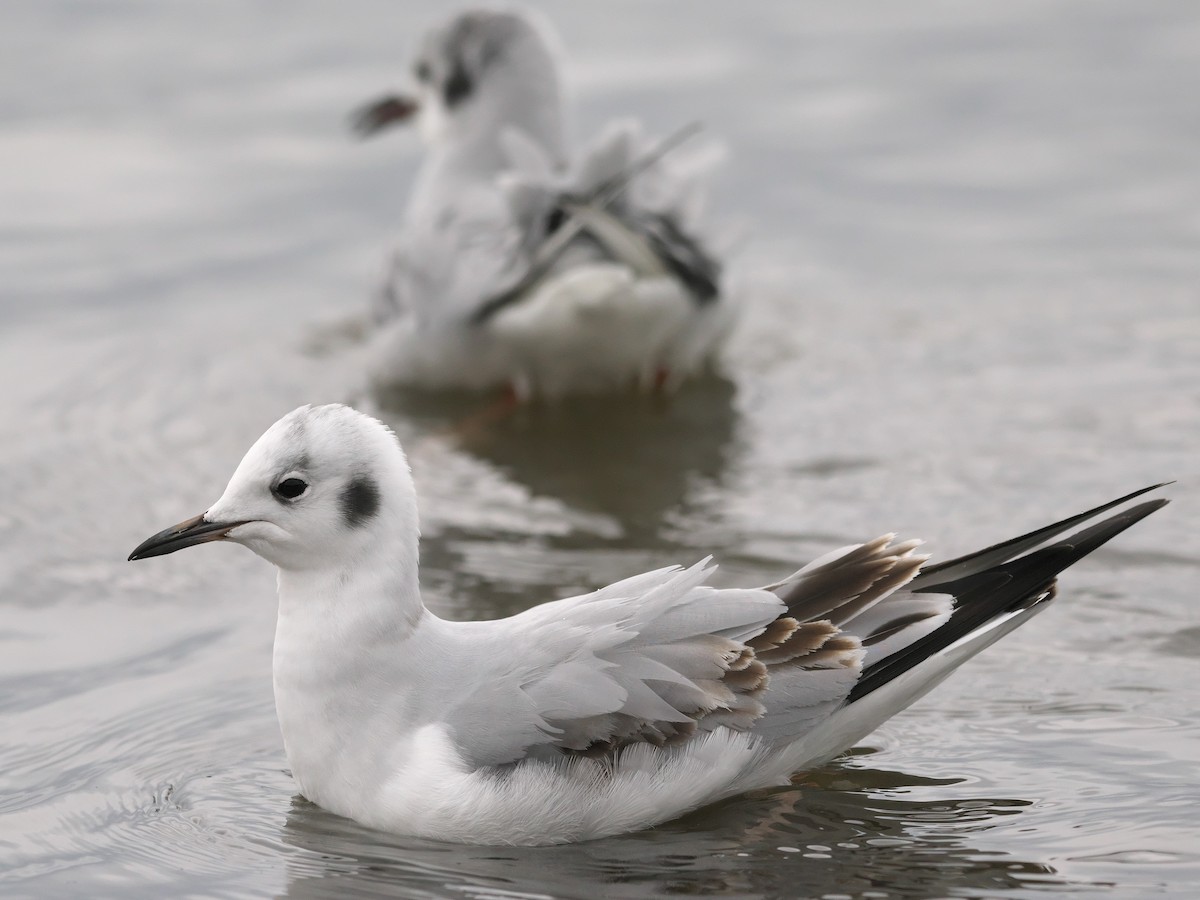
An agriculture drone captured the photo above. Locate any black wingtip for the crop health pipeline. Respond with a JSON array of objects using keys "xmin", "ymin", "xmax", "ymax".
[
  {"xmin": 914, "ymin": 483, "xmax": 1172, "ymax": 586},
  {"xmin": 848, "ymin": 489, "xmax": 1170, "ymax": 702}
]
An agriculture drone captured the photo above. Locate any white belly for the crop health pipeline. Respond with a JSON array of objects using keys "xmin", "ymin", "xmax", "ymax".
[{"xmin": 333, "ymin": 725, "xmax": 792, "ymax": 846}]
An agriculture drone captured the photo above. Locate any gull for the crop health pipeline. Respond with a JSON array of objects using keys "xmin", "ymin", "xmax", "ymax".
[
  {"xmin": 351, "ymin": 8, "xmax": 734, "ymax": 399},
  {"xmin": 129, "ymin": 404, "xmax": 1167, "ymax": 846}
]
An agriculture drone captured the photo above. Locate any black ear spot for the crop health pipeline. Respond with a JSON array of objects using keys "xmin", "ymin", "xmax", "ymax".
[
  {"xmin": 544, "ymin": 206, "xmax": 566, "ymax": 236},
  {"xmin": 341, "ymin": 476, "xmax": 381, "ymax": 528},
  {"xmin": 443, "ymin": 59, "xmax": 473, "ymax": 107}
]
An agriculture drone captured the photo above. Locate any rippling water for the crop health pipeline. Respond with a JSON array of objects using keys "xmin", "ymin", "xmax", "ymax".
[{"xmin": 2, "ymin": 1, "xmax": 1198, "ymax": 897}]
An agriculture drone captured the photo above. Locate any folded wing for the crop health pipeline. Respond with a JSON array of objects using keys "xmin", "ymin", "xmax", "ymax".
[{"xmin": 438, "ymin": 487, "xmax": 1168, "ymax": 771}]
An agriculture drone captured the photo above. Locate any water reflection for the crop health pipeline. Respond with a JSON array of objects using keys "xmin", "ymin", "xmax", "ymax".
[
  {"xmin": 275, "ymin": 757, "xmax": 1075, "ymax": 899},
  {"xmin": 370, "ymin": 375, "xmax": 742, "ymax": 546},
  {"xmin": 3, "ymin": 0, "xmax": 1197, "ymax": 895}
]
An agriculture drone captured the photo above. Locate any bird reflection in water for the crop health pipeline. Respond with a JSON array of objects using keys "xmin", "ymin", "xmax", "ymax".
[
  {"xmin": 276, "ymin": 757, "xmax": 1072, "ymax": 900},
  {"xmin": 370, "ymin": 374, "xmax": 742, "ymax": 545}
]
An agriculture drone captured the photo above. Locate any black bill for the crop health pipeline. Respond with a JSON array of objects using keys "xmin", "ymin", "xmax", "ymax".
[
  {"xmin": 350, "ymin": 94, "xmax": 419, "ymax": 138},
  {"xmin": 128, "ymin": 513, "xmax": 248, "ymax": 561}
]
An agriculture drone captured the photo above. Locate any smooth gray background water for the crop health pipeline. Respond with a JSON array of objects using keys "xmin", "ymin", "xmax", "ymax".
[{"xmin": 2, "ymin": 2, "xmax": 1197, "ymax": 897}]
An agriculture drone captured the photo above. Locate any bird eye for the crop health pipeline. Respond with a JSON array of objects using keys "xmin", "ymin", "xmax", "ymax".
[
  {"xmin": 273, "ymin": 477, "xmax": 309, "ymax": 501},
  {"xmin": 415, "ymin": 61, "xmax": 432, "ymax": 82}
]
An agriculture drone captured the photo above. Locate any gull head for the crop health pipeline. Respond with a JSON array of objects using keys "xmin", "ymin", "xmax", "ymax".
[
  {"xmin": 415, "ymin": 8, "xmax": 563, "ymax": 147},
  {"xmin": 355, "ymin": 8, "xmax": 565, "ymax": 159},
  {"xmin": 129, "ymin": 404, "xmax": 419, "ymax": 572}
]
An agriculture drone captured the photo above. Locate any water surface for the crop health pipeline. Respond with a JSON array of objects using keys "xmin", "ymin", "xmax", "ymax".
[{"xmin": 1, "ymin": 1, "xmax": 1198, "ymax": 897}]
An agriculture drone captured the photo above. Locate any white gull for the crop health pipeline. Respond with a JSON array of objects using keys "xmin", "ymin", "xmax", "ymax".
[
  {"xmin": 129, "ymin": 404, "xmax": 1168, "ymax": 845},
  {"xmin": 352, "ymin": 8, "xmax": 734, "ymax": 399}
]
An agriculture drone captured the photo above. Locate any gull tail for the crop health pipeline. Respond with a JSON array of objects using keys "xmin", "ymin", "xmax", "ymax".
[
  {"xmin": 777, "ymin": 485, "xmax": 1169, "ymax": 770},
  {"xmin": 849, "ymin": 484, "xmax": 1169, "ymax": 701}
]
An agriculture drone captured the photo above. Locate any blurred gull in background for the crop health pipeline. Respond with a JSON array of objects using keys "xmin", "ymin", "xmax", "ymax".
[
  {"xmin": 129, "ymin": 404, "xmax": 1168, "ymax": 845},
  {"xmin": 352, "ymin": 7, "xmax": 735, "ymax": 400}
]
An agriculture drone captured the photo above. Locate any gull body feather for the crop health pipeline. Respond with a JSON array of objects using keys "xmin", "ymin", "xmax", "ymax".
[
  {"xmin": 129, "ymin": 404, "xmax": 1169, "ymax": 844},
  {"xmin": 360, "ymin": 10, "xmax": 733, "ymax": 398}
]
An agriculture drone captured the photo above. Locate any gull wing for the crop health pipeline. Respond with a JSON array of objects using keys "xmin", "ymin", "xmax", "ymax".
[
  {"xmin": 374, "ymin": 183, "xmax": 526, "ymax": 327},
  {"xmin": 470, "ymin": 119, "xmax": 724, "ymax": 324},
  {"xmin": 430, "ymin": 525, "xmax": 1009, "ymax": 767},
  {"xmin": 757, "ymin": 488, "xmax": 1167, "ymax": 740},
  {"xmin": 435, "ymin": 488, "xmax": 1168, "ymax": 770},
  {"xmin": 436, "ymin": 550, "xmax": 884, "ymax": 768},
  {"xmin": 436, "ymin": 561, "xmax": 786, "ymax": 767},
  {"xmin": 847, "ymin": 492, "xmax": 1168, "ymax": 701}
]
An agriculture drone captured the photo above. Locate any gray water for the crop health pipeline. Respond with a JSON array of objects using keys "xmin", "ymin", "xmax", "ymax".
[{"xmin": 2, "ymin": 1, "xmax": 1198, "ymax": 897}]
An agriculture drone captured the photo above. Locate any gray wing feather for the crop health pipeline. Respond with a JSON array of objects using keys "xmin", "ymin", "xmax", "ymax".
[
  {"xmin": 749, "ymin": 536, "xmax": 937, "ymax": 743},
  {"xmin": 436, "ymin": 489, "xmax": 1169, "ymax": 768},
  {"xmin": 440, "ymin": 561, "xmax": 783, "ymax": 767},
  {"xmin": 441, "ymin": 539, "xmax": 939, "ymax": 765}
]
